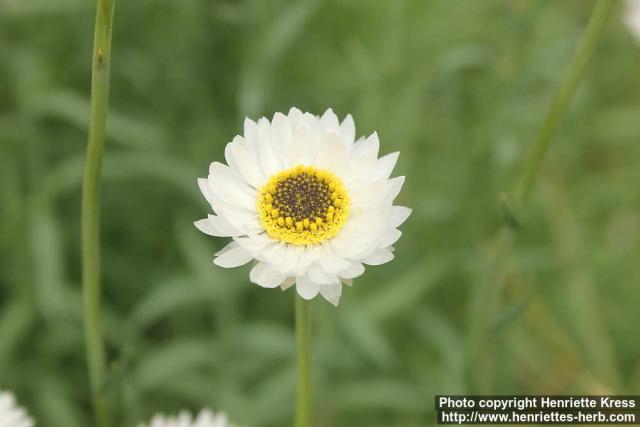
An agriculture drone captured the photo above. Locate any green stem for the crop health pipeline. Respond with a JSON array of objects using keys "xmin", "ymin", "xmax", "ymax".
[
  {"xmin": 295, "ymin": 296, "xmax": 312, "ymax": 427},
  {"xmin": 469, "ymin": 0, "xmax": 616, "ymax": 393},
  {"xmin": 82, "ymin": 1, "xmax": 115, "ymax": 426},
  {"xmin": 514, "ymin": 0, "xmax": 617, "ymax": 210}
]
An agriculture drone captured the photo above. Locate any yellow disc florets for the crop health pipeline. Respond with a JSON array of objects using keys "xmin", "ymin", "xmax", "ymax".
[{"xmin": 258, "ymin": 165, "xmax": 350, "ymax": 245}]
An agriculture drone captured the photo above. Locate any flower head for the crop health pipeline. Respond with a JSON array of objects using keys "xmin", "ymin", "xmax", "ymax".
[
  {"xmin": 138, "ymin": 409, "xmax": 238, "ymax": 427},
  {"xmin": 195, "ymin": 108, "xmax": 411, "ymax": 305},
  {"xmin": 0, "ymin": 390, "xmax": 34, "ymax": 427}
]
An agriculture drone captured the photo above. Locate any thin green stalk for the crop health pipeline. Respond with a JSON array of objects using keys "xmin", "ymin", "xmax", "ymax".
[
  {"xmin": 295, "ymin": 296, "xmax": 312, "ymax": 427},
  {"xmin": 514, "ymin": 0, "xmax": 617, "ymax": 210},
  {"xmin": 468, "ymin": 0, "xmax": 617, "ymax": 393},
  {"xmin": 82, "ymin": 1, "xmax": 116, "ymax": 426}
]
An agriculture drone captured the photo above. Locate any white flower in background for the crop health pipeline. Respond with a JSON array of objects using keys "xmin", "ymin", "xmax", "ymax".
[
  {"xmin": 625, "ymin": 0, "xmax": 640, "ymax": 43},
  {"xmin": 138, "ymin": 409, "xmax": 238, "ymax": 427},
  {"xmin": 195, "ymin": 108, "xmax": 411, "ymax": 305},
  {"xmin": 0, "ymin": 390, "xmax": 34, "ymax": 427}
]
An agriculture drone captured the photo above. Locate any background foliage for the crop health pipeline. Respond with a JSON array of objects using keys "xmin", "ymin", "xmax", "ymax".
[{"xmin": 1, "ymin": 1, "xmax": 640, "ymax": 426}]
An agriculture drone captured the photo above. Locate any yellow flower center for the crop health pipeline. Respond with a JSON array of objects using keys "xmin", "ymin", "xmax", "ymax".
[{"xmin": 257, "ymin": 165, "xmax": 350, "ymax": 245}]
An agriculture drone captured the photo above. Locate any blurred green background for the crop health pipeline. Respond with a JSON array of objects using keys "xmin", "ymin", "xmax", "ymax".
[{"xmin": 1, "ymin": 0, "xmax": 640, "ymax": 426}]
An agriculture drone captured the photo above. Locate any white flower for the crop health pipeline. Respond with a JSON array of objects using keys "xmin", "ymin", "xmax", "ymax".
[
  {"xmin": 195, "ymin": 108, "xmax": 411, "ymax": 305},
  {"xmin": 138, "ymin": 409, "xmax": 238, "ymax": 427},
  {"xmin": 0, "ymin": 390, "xmax": 34, "ymax": 427},
  {"xmin": 625, "ymin": 0, "xmax": 640, "ymax": 44}
]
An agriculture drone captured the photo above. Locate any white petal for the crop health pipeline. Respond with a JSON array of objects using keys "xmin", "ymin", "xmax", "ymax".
[
  {"xmin": 258, "ymin": 243, "xmax": 286, "ymax": 268},
  {"xmin": 244, "ymin": 118, "xmax": 259, "ymax": 148},
  {"xmin": 319, "ymin": 282, "xmax": 342, "ymax": 306},
  {"xmin": 213, "ymin": 243, "xmax": 254, "ymax": 268},
  {"xmin": 385, "ymin": 176, "xmax": 405, "ymax": 203},
  {"xmin": 308, "ymin": 264, "xmax": 338, "ymax": 285},
  {"xmin": 372, "ymin": 151, "xmax": 399, "ymax": 181},
  {"xmin": 0, "ymin": 391, "xmax": 33, "ymax": 427},
  {"xmin": 194, "ymin": 218, "xmax": 217, "ymax": 236},
  {"xmin": 258, "ymin": 266, "xmax": 286, "ymax": 289},
  {"xmin": 199, "ymin": 177, "xmax": 260, "ymax": 233},
  {"xmin": 390, "ymin": 206, "xmax": 412, "ymax": 227},
  {"xmin": 330, "ymin": 233, "xmax": 374, "ymax": 260},
  {"xmin": 362, "ymin": 248, "xmax": 395, "ymax": 266},
  {"xmin": 340, "ymin": 209, "xmax": 387, "ymax": 239},
  {"xmin": 225, "ymin": 137, "xmax": 266, "ymax": 188},
  {"xmin": 207, "ymin": 162, "xmax": 257, "ymax": 211},
  {"xmin": 314, "ymin": 132, "xmax": 347, "ymax": 174},
  {"xmin": 194, "ymin": 215, "xmax": 242, "ymax": 237},
  {"xmin": 317, "ymin": 245, "xmax": 351, "ymax": 274},
  {"xmin": 339, "ymin": 261, "xmax": 365, "ymax": 279},
  {"xmin": 352, "ymin": 132, "xmax": 379, "ymax": 159},
  {"xmin": 379, "ymin": 228, "xmax": 402, "ymax": 247},
  {"xmin": 296, "ymin": 275, "xmax": 321, "ymax": 300},
  {"xmin": 342, "ymin": 152, "xmax": 378, "ymax": 190},
  {"xmin": 201, "ymin": 186, "xmax": 262, "ymax": 234},
  {"xmin": 329, "ymin": 216, "xmax": 384, "ymax": 260},
  {"xmin": 280, "ymin": 276, "xmax": 296, "ymax": 290},
  {"xmin": 139, "ymin": 409, "xmax": 235, "ymax": 427},
  {"xmin": 295, "ymin": 245, "xmax": 323, "ymax": 276},
  {"xmin": 234, "ymin": 233, "xmax": 274, "ymax": 252},
  {"xmin": 249, "ymin": 262, "xmax": 267, "ymax": 283},
  {"xmin": 250, "ymin": 262, "xmax": 286, "ymax": 288},
  {"xmin": 282, "ymin": 244, "xmax": 304, "ymax": 276},
  {"xmin": 290, "ymin": 125, "xmax": 315, "ymax": 165},
  {"xmin": 198, "ymin": 177, "xmax": 216, "ymax": 207},
  {"xmin": 256, "ymin": 117, "xmax": 282, "ymax": 176},
  {"xmin": 287, "ymin": 107, "xmax": 304, "ymax": 129},
  {"xmin": 198, "ymin": 178, "xmax": 238, "ymax": 215},
  {"xmin": 320, "ymin": 108, "xmax": 340, "ymax": 132},
  {"xmin": 262, "ymin": 243, "xmax": 315, "ymax": 278},
  {"xmin": 215, "ymin": 241, "xmax": 239, "ymax": 256},
  {"xmin": 350, "ymin": 180, "xmax": 390, "ymax": 209},
  {"xmin": 236, "ymin": 215, "xmax": 263, "ymax": 235},
  {"xmin": 340, "ymin": 114, "xmax": 355, "ymax": 147},
  {"xmin": 272, "ymin": 112, "xmax": 293, "ymax": 168}
]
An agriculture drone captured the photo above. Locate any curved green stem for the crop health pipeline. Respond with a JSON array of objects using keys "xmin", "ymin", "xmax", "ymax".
[
  {"xmin": 82, "ymin": 0, "xmax": 115, "ymax": 426},
  {"xmin": 514, "ymin": 0, "xmax": 618, "ymax": 210},
  {"xmin": 469, "ymin": 0, "xmax": 617, "ymax": 393},
  {"xmin": 295, "ymin": 296, "xmax": 312, "ymax": 427}
]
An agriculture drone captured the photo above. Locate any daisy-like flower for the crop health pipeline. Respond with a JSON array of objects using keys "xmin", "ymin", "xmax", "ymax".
[
  {"xmin": 195, "ymin": 108, "xmax": 410, "ymax": 305},
  {"xmin": 0, "ymin": 390, "xmax": 34, "ymax": 427},
  {"xmin": 138, "ymin": 409, "xmax": 238, "ymax": 427},
  {"xmin": 625, "ymin": 0, "xmax": 640, "ymax": 44}
]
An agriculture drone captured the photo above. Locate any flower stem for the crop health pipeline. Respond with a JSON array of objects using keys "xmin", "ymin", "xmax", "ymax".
[
  {"xmin": 82, "ymin": 0, "xmax": 116, "ymax": 426},
  {"xmin": 295, "ymin": 296, "xmax": 312, "ymax": 427},
  {"xmin": 514, "ymin": 0, "xmax": 617, "ymax": 211}
]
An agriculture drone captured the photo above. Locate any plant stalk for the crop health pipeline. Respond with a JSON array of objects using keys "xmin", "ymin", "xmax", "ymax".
[
  {"xmin": 82, "ymin": 0, "xmax": 116, "ymax": 426},
  {"xmin": 514, "ymin": 0, "xmax": 618, "ymax": 210},
  {"xmin": 295, "ymin": 296, "xmax": 312, "ymax": 427},
  {"xmin": 469, "ymin": 0, "xmax": 617, "ymax": 393}
]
